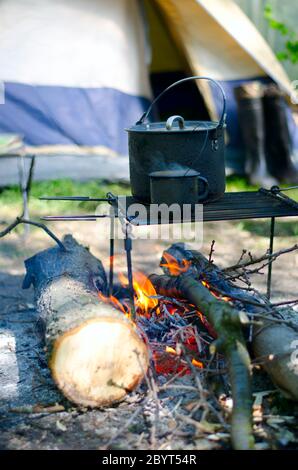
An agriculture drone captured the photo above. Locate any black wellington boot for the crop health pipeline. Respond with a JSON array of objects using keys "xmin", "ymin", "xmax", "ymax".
[
  {"xmin": 234, "ymin": 82, "xmax": 277, "ymax": 187},
  {"xmin": 263, "ymin": 83, "xmax": 298, "ymax": 184}
]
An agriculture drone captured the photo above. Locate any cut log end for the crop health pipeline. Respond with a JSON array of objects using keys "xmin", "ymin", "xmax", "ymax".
[{"xmin": 50, "ymin": 318, "xmax": 149, "ymax": 407}]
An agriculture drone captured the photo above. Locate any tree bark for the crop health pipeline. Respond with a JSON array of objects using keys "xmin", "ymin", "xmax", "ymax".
[
  {"xmin": 173, "ymin": 244, "xmax": 298, "ymax": 401},
  {"xmin": 23, "ymin": 235, "xmax": 149, "ymax": 407},
  {"xmin": 150, "ymin": 272, "xmax": 254, "ymax": 450},
  {"xmin": 252, "ymin": 320, "xmax": 298, "ymax": 401},
  {"xmin": 159, "ymin": 243, "xmax": 298, "ymax": 399}
]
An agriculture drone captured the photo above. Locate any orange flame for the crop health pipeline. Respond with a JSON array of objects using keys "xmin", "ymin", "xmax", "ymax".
[
  {"xmin": 164, "ymin": 347, "xmax": 204, "ymax": 370},
  {"xmin": 202, "ymin": 280, "xmax": 230, "ymax": 302},
  {"xmin": 119, "ymin": 272, "xmax": 158, "ymax": 315},
  {"xmin": 165, "ymin": 346, "xmax": 178, "ymax": 355},
  {"xmin": 160, "ymin": 253, "xmax": 192, "ymax": 276},
  {"xmin": 98, "ymin": 291, "xmax": 128, "ymax": 316},
  {"xmin": 192, "ymin": 358, "xmax": 204, "ymax": 369}
]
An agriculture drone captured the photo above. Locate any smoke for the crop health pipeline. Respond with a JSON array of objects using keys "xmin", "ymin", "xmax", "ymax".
[{"xmin": 150, "ymin": 152, "xmax": 191, "ymax": 175}]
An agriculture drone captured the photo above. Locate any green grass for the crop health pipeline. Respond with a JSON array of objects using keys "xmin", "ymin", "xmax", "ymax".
[
  {"xmin": 0, "ymin": 176, "xmax": 298, "ymax": 239},
  {"xmin": 227, "ymin": 176, "xmax": 298, "ymax": 238},
  {"xmin": 0, "ymin": 179, "xmax": 131, "ymax": 216},
  {"xmin": 226, "ymin": 175, "xmax": 259, "ymax": 192},
  {"xmin": 226, "ymin": 174, "xmax": 298, "ymax": 200},
  {"xmin": 236, "ymin": 219, "xmax": 298, "ymax": 238}
]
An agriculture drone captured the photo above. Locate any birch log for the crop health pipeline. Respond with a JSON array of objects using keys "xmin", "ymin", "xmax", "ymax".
[
  {"xmin": 23, "ymin": 235, "xmax": 149, "ymax": 407},
  {"xmin": 159, "ymin": 243, "xmax": 298, "ymax": 401}
]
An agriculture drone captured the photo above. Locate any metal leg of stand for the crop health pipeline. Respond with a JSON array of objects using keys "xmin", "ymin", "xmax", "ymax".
[
  {"xmin": 124, "ymin": 226, "xmax": 136, "ymax": 320},
  {"xmin": 17, "ymin": 153, "xmax": 30, "ymax": 236},
  {"xmin": 266, "ymin": 216, "xmax": 275, "ymax": 300},
  {"xmin": 109, "ymin": 214, "xmax": 115, "ymax": 297}
]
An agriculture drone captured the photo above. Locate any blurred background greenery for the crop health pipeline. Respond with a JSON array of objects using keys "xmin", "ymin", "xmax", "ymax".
[
  {"xmin": 236, "ymin": 0, "xmax": 298, "ymax": 77},
  {"xmin": 1, "ymin": 176, "xmax": 297, "ymax": 239}
]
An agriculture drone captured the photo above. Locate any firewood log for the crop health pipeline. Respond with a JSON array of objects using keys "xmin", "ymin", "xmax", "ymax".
[
  {"xmin": 156, "ymin": 243, "xmax": 298, "ymax": 448},
  {"xmin": 149, "ymin": 272, "xmax": 254, "ymax": 450},
  {"xmin": 23, "ymin": 235, "xmax": 149, "ymax": 407},
  {"xmin": 252, "ymin": 319, "xmax": 298, "ymax": 401},
  {"xmin": 165, "ymin": 243, "xmax": 298, "ymax": 401}
]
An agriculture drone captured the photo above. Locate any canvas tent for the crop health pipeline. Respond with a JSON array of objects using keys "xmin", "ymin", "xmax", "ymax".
[
  {"xmin": 0, "ymin": 0, "xmax": 152, "ymax": 159},
  {"xmin": 0, "ymin": 0, "xmax": 296, "ymax": 174}
]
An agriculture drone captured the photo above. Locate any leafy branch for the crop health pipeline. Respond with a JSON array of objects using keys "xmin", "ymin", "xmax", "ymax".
[{"xmin": 264, "ymin": 3, "xmax": 298, "ymax": 64}]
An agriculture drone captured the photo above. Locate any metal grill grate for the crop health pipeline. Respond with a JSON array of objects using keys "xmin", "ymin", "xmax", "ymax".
[
  {"xmin": 41, "ymin": 187, "xmax": 298, "ymax": 302},
  {"xmin": 113, "ymin": 190, "xmax": 298, "ymax": 225}
]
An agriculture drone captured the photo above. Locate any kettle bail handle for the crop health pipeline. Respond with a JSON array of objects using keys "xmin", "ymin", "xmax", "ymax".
[{"xmin": 136, "ymin": 76, "xmax": 227, "ymax": 129}]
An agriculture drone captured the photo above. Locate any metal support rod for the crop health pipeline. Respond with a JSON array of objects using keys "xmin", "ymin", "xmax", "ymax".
[
  {"xmin": 41, "ymin": 215, "xmax": 108, "ymax": 221},
  {"xmin": 124, "ymin": 226, "xmax": 136, "ymax": 320},
  {"xmin": 17, "ymin": 153, "xmax": 35, "ymax": 237},
  {"xmin": 108, "ymin": 212, "xmax": 115, "ymax": 297},
  {"xmin": 17, "ymin": 153, "xmax": 29, "ymax": 236},
  {"xmin": 39, "ymin": 196, "xmax": 110, "ymax": 201},
  {"xmin": 267, "ymin": 216, "xmax": 275, "ymax": 299}
]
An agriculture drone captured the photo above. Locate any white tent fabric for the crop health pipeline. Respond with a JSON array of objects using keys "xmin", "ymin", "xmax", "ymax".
[
  {"xmin": 155, "ymin": 0, "xmax": 293, "ymax": 118},
  {"xmin": 154, "ymin": 0, "xmax": 297, "ymax": 172},
  {"xmin": 0, "ymin": 0, "xmax": 151, "ymax": 95},
  {"xmin": 0, "ymin": 0, "xmax": 296, "ymax": 169},
  {"xmin": 196, "ymin": 0, "xmax": 292, "ymax": 93},
  {"xmin": 0, "ymin": 0, "xmax": 151, "ymax": 155}
]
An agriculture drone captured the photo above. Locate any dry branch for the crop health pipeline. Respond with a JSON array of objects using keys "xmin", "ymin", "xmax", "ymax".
[
  {"xmin": 149, "ymin": 272, "xmax": 254, "ymax": 450},
  {"xmin": 160, "ymin": 244, "xmax": 298, "ymax": 402},
  {"xmin": 0, "ymin": 216, "xmax": 65, "ymax": 251},
  {"xmin": 223, "ymin": 243, "xmax": 298, "ymax": 272}
]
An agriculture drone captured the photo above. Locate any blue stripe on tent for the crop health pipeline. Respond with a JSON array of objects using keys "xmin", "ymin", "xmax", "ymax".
[{"xmin": 0, "ymin": 82, "xmax": 150, "ymax": 154}]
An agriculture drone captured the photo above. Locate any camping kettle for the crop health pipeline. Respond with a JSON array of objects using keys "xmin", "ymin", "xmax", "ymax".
[{"xmin": 126, "ymin": 76, "xmax": 227, "ymax": 203}]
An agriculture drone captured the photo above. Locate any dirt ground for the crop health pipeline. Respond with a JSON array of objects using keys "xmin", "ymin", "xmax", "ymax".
[{"xmin": 0, "ymin": 214, "xmax": 298, "ymax": 450}]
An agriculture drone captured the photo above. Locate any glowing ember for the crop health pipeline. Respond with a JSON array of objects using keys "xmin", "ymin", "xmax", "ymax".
[
  {"xmin": 165, "ymin": 346, "xmax": 178, "ymax": 355},
  {"xmin": 202, "ymin": 280, "xmax": 230, "ymax": 302},
  {"xmin": 160, "ymin": 253, "xmax": 192, "ymax": 276},
  {"xmin": 96, "ymin": 256, "xmax": 229, "ymax": 376},
  {"xmin": 192, "ymin": 358, "xmax": 204, "ymax": 369},
  {"xmin": 153, "ymin": 350, "xmax": 189, "ymax": 375}
]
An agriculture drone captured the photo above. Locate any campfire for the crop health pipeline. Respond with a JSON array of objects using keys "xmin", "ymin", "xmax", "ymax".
[
  {"xmin": 22, "ymin": 234, "xmax": 298, "ymax": 450},
  {"xmin": 99, "ymin": 256, "xmax": 219, "ymax": 377}
]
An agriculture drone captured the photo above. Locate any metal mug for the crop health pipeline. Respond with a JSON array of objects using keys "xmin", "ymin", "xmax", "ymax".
[{"xmin": 149, "ymin": 169, "xmax": 209, "ymax": 205}]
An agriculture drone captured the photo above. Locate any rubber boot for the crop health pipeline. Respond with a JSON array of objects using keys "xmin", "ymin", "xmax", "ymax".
[
  {"xmin": 234, "ymin": 82, "xmax": 277, "ymax": 187},
  {"xmin": 263, "ymin": 83, "xmax": 298, "ymax": 184}
]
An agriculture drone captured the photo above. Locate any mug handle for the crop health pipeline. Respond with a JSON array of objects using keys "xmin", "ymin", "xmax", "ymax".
[{"xmin": 197, "ymin": 176, "xmax": 209, "ymax": 201}]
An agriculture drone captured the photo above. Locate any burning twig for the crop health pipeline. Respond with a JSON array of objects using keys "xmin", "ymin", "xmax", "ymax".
[
  {"xmin": 160, "ymin": 244, "xmax": 298, "ymax": 400},
  {"xmin": 149, "ymin": 272, "xmax": 254, "ymax": 450},
  {"xmin": 14, "ymin": 234, "xmax": 298, "ymax": 450},
  {"xmin": 202, "ymin": 283, "xmax": 271, "ymax": 311}
]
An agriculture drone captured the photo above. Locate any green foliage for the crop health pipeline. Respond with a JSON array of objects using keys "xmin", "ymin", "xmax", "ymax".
[
  {"xmin": 0, "ymin": 177, "xmax": 297, "ymax": 239},
  {"xmin": 0, "ymin": 179, "xmax": 131, "ymax": 215},
  {"xmin": 264, "ymin": 5, "xmax": 288, "ymax": 35},
  {"xmin": 264, "ymin": 3, "xmax": 298, "ymax": 64}
]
